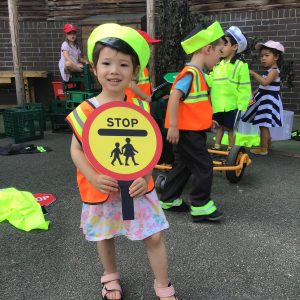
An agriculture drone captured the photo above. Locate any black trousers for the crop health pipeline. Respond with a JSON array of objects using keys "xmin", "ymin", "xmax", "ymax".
[{"xmin": 160, "ymin": 130, "xmax": 213, "ymax": 207}]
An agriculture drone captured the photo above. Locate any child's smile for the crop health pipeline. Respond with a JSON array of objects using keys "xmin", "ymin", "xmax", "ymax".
[{"xmin": 95, "ymin": 46, "xmax": 134, "ymax": 95}]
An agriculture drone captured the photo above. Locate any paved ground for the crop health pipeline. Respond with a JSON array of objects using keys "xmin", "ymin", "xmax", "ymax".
[{"xmin": 0, "ymin": 128, "xmax": 299, "ymax": 300}]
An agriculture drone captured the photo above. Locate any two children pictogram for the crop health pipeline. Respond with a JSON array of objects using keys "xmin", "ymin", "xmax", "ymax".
[{"xmin": 111, "ymin": 138, "xmax": 139, "ymax": 166}]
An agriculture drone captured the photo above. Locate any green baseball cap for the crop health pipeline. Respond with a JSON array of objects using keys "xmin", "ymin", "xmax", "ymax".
[
  {"xmin": 87, "ymin": 23, "xmax": 150, "ymax": 72},
  {"xmin": 181, "ymin": 21, "xmax": 224, "ymax": 54}
]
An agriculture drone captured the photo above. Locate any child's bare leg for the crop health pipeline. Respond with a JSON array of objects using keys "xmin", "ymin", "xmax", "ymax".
[
  {"xmin": 227, "ymin": 128, "xmax": 235, "ymax": 148},
  {"xmin": 144, "ymin": 232, "xmax": 176, "ymax": 300},
  {"xmin": 65, "ymin": 60, "xmax": 83, "ymax": 73},
  {"xmin": 260, "ymin": 126, "xmax": 270, "ymax": 149},
  {"xmin": 214, "ymin": 126, "xmax": 224, "ymax": 149},
  {"xmin": 97, "ymin": 239, "xmax": 121, "ymax": 300}
]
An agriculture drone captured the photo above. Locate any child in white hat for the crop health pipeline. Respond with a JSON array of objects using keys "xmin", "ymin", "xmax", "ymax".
[
  {"xmin": 242, "ymin": 40, "xmax": 285, "ymax": 155},
  {"xmin": 207, "ymin": 26, "xmax": 252, "ymax": 151}
]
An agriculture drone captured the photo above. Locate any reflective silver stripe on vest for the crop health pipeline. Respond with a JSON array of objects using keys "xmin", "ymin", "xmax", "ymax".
[
  {"xmin": 183, "ymin": 67, "xmax": 208, "ymax": 103},
  {"xmin": 213, "ymin": 77, "xmax": 228, "ymax": 81},
  {"xmin": 232, "ymin": 60, "xmax": 241, "ymax": 78},
  {"xmin": 73, "ymin": 108, "xmax": 84, "ymax": 128},
  {"xmin": 138, "ymin": 78, "xmax": 150, "ymax": 84}
]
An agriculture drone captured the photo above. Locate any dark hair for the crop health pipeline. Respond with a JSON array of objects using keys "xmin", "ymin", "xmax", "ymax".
[
  {"xmin": 223, "ymin": 32, "xmax": 249, "ymax": 64},
  {"xmin": 92, "ymin": 40, "xmax": 139, "ymax": 72},
  {"xmin": 259, "ymin": 45, "xmax": 283, "ymax": 67}
]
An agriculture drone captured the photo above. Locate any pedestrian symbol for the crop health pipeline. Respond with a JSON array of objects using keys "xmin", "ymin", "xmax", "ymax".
[{"xmin": 82, "ymin": 102, "xmax": 162, "ymax": 181}]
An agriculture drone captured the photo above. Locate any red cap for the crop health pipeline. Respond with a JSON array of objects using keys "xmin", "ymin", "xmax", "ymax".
[
  {"xmin": 64, "ymin": 23, "xmax": 77, "ymax": 33},
  {"xmin": 137, "ymin": 30, "xmax": 161, "ymax": 44}
]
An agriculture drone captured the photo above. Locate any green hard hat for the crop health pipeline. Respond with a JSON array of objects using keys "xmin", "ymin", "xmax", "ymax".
[{"xmin": 87, "ymin": 23, "xmax": 150, "ymax": 72}]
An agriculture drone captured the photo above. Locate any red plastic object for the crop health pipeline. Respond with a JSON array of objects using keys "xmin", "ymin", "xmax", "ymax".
[{"xmin": 51, "ymin": 81, "xmax": 65, "ymax": 100}]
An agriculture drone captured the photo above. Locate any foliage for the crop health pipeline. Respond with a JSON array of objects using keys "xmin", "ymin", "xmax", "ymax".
[
  {"xmin": 280, "ymin": 61, "xmax": 295, "ymax": 88},
  {"xmin": 156, "ymin": 0, "xmax": 194, "ymax": 84}
]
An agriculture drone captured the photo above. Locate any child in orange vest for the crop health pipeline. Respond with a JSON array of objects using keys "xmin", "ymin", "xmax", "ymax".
[
  {"xmin": 125, "ymin": 30, "xmax": 161, "ymax": 103},
  {"xmin": 160, "ymin": 21, "xmax": 225, "ymax": 222},
  {"xmin": 66, "ymin": 24, "xmax": 178, "ymax": 300}
]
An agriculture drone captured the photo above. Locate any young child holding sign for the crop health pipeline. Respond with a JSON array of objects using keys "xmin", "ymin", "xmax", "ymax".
[{"xmin": 66, "ymin": 23, "xmax": 178, "ymax": 300}]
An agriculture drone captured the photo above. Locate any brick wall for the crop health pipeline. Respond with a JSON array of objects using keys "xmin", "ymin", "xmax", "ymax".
[
  {"xmin": 0, "ymin": 20, "xmax": 83, "ymax": 107},
  {"xmin": 0, "ymin": 7, "xmax": 299, "ymax": 113}
]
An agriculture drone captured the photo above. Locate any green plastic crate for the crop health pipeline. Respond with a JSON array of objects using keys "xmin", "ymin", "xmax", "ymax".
[
  {"xmin": 50, "ymin": 99, "xmax": 68, "ymax": 114},
  {"xmin": 3, "ymin": 108, "xmax": 44, "ymax": 143},
  {"xmin": 65, "ymin": 90, "xmax": 99, "ymax": 110},
  {"xmin": 0, "ymin": 109, "xmax": 5, "ymax": 138}
]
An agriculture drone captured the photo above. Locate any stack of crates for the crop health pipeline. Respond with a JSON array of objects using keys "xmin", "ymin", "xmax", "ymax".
[
  {"xmin": 50, "ymin": 64, "xmax": 100, "ymax": 131},
  {"xmin": 3, "ymin": 104, "xmax": 45, "ymax": 143},
  {"xmin": 63, "ymin": 63, "xmax": 100, "ymax": 109}
]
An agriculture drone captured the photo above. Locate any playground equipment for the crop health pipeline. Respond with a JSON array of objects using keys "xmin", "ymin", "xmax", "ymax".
[{"xmin": 155, "ymin": 145, "xmax": 252, "ymax": 194}]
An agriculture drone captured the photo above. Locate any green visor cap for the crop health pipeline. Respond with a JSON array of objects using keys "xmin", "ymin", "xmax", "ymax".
[
  {"xmin": 181, "ymin": 21, "xmax": 224, "ymax": 54},
  {"xmin": 87, "ymin": 23, "xmax": 150, "ymax": 72}
]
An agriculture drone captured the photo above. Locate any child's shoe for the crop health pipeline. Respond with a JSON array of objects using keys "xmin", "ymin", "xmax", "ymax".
[
  {"xmin": 154, "ymin": 281, "xmax": 178, "ymax": 300},
  {"xmin": 192, "ymin": 208, "xmax": 224, "ymax": 222},
  {"xmin": 250, "ymin": 147, "xmax": 268, "ymax": 155},
  {"xmin": 160, "ymin": 198, "xmax": 190, "ymax": 212}
]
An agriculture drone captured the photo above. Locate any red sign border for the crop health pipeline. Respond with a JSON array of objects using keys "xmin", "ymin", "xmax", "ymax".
[{"xmin": 82, "ymin": 101, "xmax": 162, "ymax": 180}]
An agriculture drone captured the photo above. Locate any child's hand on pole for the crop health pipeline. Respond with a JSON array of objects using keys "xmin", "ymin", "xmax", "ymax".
[
  {"xmin": 129, "ymin": 177, "xmax": 148, "ymax": 198},
  {"xmin": 92, "ymin": 174, "xmax": 119, "ymax": 194}
]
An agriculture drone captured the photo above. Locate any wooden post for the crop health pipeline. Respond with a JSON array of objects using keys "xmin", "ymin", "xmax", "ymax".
[
  {"xmin": 8, "ymin": 0, "xmax": 25, "ymax": 106},
  {"xmin": 146, "ymin": 0, "xmax": 156, "ymax": 86}
]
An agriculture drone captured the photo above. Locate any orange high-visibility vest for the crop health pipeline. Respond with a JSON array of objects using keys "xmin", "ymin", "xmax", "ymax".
[
  {"xmin": 165, "ymin": 65, "xmax": 213, "ymax": 131},
  {"xmin": 125, "ymin": 68, "xmax": 152, "ymax": 100},
  {"xmin": 66, "ymin": 99, "xmax": 154, "ymax": 204}
]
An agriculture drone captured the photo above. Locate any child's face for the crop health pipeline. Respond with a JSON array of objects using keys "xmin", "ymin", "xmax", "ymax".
[
  {"xmin": 94, "ymin": 46, "xmax": 135, "ymax": 95},
  {"xmin": 204, "ymin": 39, "xmax": 225, "ymax": 70},
  {"xmin": 66, "ymin": 31, "xmax": 77, "ymax": 43},
  {"xmin": 260, "ymin": 48, "xmax": 279, "ymax": 68},
  {"xmin": 221, "ymin": 37, "xmax": 238, "ymax": 59}
]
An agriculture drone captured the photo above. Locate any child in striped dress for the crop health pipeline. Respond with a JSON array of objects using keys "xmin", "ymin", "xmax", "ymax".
[{"xmin": 242, "ymin": 40, "xmax": 285, "ymax": 155}]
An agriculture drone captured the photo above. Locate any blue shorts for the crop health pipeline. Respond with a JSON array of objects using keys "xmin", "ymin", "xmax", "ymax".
[{"xmin": 213, "ymin": 110, "xmax": 237, "ymax": 129}]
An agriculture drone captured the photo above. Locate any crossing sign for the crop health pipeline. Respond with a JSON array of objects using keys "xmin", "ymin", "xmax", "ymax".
[{"xmin": 82, "ymin": 101, "xmax": 162, "ymax": 181}]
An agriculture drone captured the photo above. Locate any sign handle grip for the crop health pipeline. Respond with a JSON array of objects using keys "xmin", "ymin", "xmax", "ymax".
[{"xmin": 118, "ymin": 180, "xmax": 134, "ymax": 220}]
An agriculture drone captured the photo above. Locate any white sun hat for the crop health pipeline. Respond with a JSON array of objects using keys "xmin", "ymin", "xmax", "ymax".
[
  {"xmin": 255, "ymin": 40, "xmax": 285, "ymax": 53},
  {"xmin": 225, "ymin": 26, "xmax": 248, "ymax": 54}
]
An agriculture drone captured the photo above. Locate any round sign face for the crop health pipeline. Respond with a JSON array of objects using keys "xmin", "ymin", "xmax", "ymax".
[{"xmin": 82, "ymin": 101, "xmax": 162, "ymax": 180}]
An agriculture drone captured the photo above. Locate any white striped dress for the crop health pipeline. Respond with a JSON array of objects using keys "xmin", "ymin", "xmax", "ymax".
[{"xmin": 242, "ymin": 68, "xmax": 283, "ymax": 127}]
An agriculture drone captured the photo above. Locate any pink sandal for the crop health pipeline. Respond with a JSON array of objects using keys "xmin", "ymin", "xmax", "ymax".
[
  {"xmin": 101, "ymin": 272, "xmax": 123, "ymax": 300},
  {"xmin": 154, "ymin": 281, "xmax": 178, "ymax": 299}
]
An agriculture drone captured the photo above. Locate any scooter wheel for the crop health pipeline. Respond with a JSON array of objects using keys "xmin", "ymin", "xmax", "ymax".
[
  {"xmin": 225, "ymin": 146, "xmax": 246, "ymax": 183},
  {"xmin": 155, "ymin": 174, "xmax": 167, "ymax": 193}
]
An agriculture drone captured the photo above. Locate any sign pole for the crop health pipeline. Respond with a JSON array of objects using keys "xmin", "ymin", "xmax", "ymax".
[{"xmin": 118, "ymin": 180, "xmax": 135, "ymax": 220}]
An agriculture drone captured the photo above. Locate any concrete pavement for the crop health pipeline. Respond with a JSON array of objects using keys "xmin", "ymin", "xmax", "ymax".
[{"xmin": 0, "ymin": 130, "xmax": 299, "ymax": 300}]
